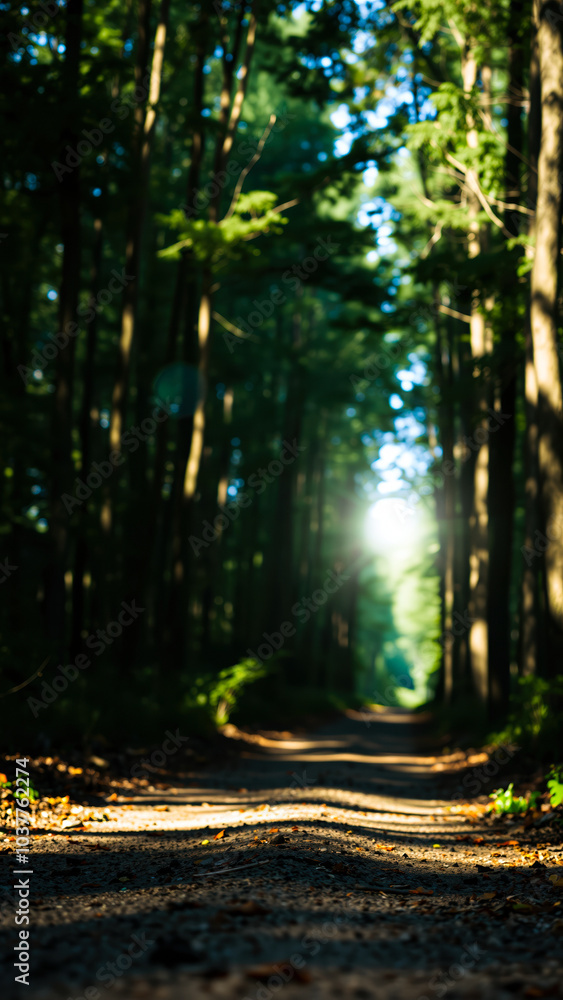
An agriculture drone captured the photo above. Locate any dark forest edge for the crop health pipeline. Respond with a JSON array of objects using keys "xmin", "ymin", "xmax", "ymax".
[{"xmin": 1, "ymin": 0, "xmax": 562, "ymax": 786}]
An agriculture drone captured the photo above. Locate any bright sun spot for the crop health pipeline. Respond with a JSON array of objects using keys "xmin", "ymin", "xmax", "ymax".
[{"xmin": 365, "ymin": 498, "xmax": 419, "ymax": 552}]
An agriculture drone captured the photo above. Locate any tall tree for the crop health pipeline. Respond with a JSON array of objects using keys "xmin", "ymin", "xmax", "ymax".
[
  {"xmin": 487, "ymin": 0, "xmax": 523, "ymax": 714},
  {"xmin": 109, "ymin": 0, "xmax": 170, "ymax": 459},
  {"xmin": 529, "ymin": 0, "xmax": 563, "ymax": 662},
  {"xmin": 46, "ymin": 0, "xmax": 84, "ymax": 650}
]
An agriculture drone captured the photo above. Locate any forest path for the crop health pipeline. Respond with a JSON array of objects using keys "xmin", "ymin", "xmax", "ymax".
[{"xmin": 2, "ymin": 709, "xmax": 562, "ymax": 999}]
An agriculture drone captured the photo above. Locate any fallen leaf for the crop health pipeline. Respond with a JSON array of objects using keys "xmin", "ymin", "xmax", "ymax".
[
  {"xmin": 154, "ymin": 805, "xmax": 169, "ymax": 812},
  {"xmin": 549, "ymin": 875, "xmax": 563, "ymax": 888},
  {"xmin": 291, "ymin": 826, "xmax": 299, "ymax": 831},
  {"xmin": 247, "ymin": 961, "xmax": 308, "ymax": 981},
  {"xmin": 409, "ymin": 888, "xmax": 433, "ymax": 896},
  {"xmin": 201, "ymin": 840, "xmax": 210, "ymax": 845},
  {"xmin": 497, "ymin": 840, "xmax": 520, "ymax": 846},
  {"xmin": 213, "ymin": 830, "xmax": 225, "ymax": 840}
]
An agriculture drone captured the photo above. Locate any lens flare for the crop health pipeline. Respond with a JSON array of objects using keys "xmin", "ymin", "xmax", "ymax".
[{"xmin": 365, "ymin": 497, "xmax": 419, "ymax": 552}]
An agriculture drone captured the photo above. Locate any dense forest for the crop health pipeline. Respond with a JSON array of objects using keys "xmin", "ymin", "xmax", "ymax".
[{"xmin": 1, "ymin": 0, "xmax": 562, "ymax": 753}]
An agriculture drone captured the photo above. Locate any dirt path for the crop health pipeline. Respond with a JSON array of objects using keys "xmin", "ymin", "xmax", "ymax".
[{"xmin": 1, "ymin": 709, "xmax": 562, "ymax": 999}]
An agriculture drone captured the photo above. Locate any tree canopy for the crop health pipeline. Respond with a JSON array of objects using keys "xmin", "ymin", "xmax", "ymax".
[{"xmin": 1, "ymin": 0, "xmax": 562, "ymax": 756}]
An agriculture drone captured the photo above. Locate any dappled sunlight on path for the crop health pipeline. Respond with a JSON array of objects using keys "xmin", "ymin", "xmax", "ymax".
[{"xmin": 1, "ymin": 710, "xmax": 561, "ymax": 1000}]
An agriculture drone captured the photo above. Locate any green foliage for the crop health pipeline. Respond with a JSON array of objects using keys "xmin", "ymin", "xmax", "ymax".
[
  {"xmin": 546, "ymin": 766, "xmax": 563, "ymax": 809},
  {"xmin": 1, "ymin": 0, "xmax": 558, "ymax": 754},
  {"xmin": 491, "ymin": 675, "xmax": 563, "ymax": 758},
  {"xmin": 488, "ymin": 783, "xmax": 539, "ymax": 816},
  {"xmin": 158, "ymin": 191, "xmax": 286, "ymax": 265},
  {"xmin": 1, "ymin": 777, "xmax": 39, "ymax": 803},
  {"xmin": 191, "ymin": 659, "xmax": 270, "ymax": 726}
]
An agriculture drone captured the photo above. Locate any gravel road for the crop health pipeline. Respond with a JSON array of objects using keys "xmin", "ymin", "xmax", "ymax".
[{"xmin": 1, "ymin": 709, "xmax": 562, "ymax": 999}]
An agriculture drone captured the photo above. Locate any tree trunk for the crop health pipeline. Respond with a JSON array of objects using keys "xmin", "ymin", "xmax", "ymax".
[
  {"xmin": 180, "ymin": 7, "xmax": 258, "ymax": 503},
  {"xmin": 530, "ymin": 0, "xmax": 563, "ymax": 662},
  {"xmin": 436, "ymin": 304, "xmax": 456, "ymax": 703},
  {"xmin": 109, "ymin": 0, "xmax": 170, "ymax": 455},
  {"xmin": 453, "ymin": 292, "xmax": 474, "ymax": 695},
  {"xmin": 463, "ymin": 48, "xmax": 490, "ymax": 707},
  {"xmin": 138, "ymin": 11, "xmax": 208, "ymax": 660},
  {"xmin": 487, "ymin": 1, "xmax": 522, "ymax": 716},
  {"xmin": 519, "ymin": 4, "xmax": 541, "ymax": 675},
  {"xmin": 164, "ymin": 10, "xmax": 259, "ymax": 659},
  {"xmin": 45, "ymin": 0, "xmax": 83, "ymax": 652},
  {"xmin": 70, "ymin": 214, "xmax": 103, "ymax": 659}
]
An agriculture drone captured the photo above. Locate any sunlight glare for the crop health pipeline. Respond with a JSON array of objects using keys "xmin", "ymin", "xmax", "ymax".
[{"xmin": 365, "ymin": 497, "xmax": 419, "ymax": 552}]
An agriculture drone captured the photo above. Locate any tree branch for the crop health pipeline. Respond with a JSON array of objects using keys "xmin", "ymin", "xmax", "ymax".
[
  {"xmin": 439, "ymin": 304, "xmax": 471, "ymax": 323},
  {"xmin": 441, "ymin": 149, "xmax": 513, "ymax": 236},
  {"xmin": 224, "ymin": 113, "xmax": 277, "ymax": 220},
  {"xmin": 212, "ymin": 311, "xmax": 259, "ymax": 341},
  {"xmin": 387, "ymin": 1, "xmax": 446, "ymax": 85}
]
